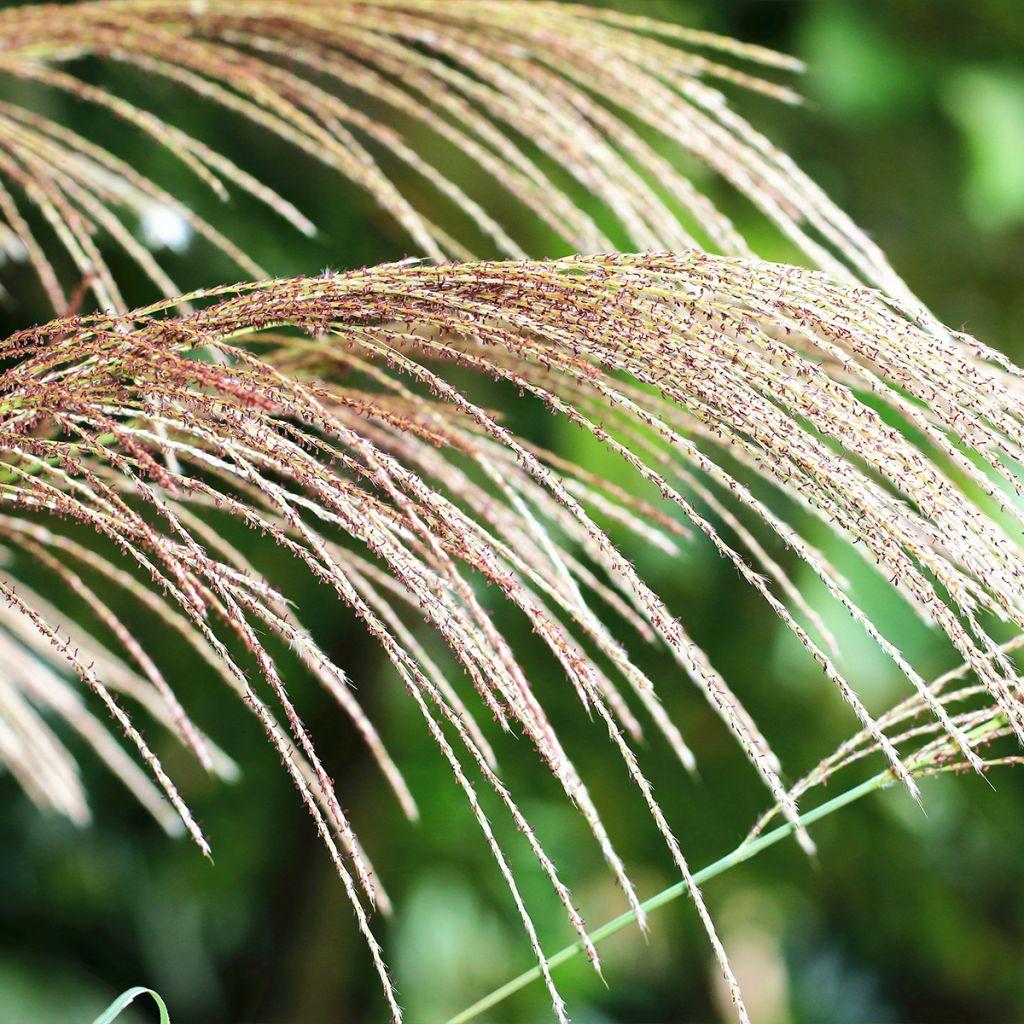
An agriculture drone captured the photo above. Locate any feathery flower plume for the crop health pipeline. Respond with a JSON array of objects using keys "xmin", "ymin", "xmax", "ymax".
[
  {"xmin": 0, "ymin": 0, "xmax": 915, "ymax": 314},
  {"xmin": 3, "ymin": 252, "xmax": 1024, "ymax": 1020}
]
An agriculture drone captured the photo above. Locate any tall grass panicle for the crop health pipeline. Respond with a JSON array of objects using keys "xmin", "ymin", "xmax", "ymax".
[
  {"xmin": 0, "ymin": 0, "xmax": 914, "ymax": 307},
  {"xmin": 1, "ymin": 4, "xmax": 1022, "ymax": 1022}
]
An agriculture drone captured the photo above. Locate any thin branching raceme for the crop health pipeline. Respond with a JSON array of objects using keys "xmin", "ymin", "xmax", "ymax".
[
  {"xmin": 0, "ymin": 0, "xmax": 919, "ymax": 316},
  {"xmin": 4, "ymin": 253, "xmax": 1024, "ymax": 1020}
]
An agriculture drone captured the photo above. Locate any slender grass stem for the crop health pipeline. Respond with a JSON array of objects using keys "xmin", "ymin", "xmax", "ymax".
[{"xmin": 445, "ymin": 771, "xmax": 891, "ymax": 1024}]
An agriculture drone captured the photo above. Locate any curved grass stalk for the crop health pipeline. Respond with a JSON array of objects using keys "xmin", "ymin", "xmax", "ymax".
[
  {"xmin": 446, "ymin": 771, "xmax": 892, "ymax": 1024},
  {"xmin": 91, "ymin": 986, "xmax": 171, "ymax": 1024}
]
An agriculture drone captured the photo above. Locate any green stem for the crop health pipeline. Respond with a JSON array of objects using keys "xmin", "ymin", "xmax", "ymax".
[{"xmin": 445, "ymin": 771, "xmax": 890, "ymax": 1024}]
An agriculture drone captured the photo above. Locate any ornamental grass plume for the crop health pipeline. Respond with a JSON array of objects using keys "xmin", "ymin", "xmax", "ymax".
[
  {"xmin": 1, "ymin": 3, "xmax": 1023, "ymax": 1023},
  {"xmin": 0, "ymin": 0, "xmax": 913, "ymax": 308},
  {"xmin": 6, "ymin": 253, "xmax": 1024, "ymax": 1020}
]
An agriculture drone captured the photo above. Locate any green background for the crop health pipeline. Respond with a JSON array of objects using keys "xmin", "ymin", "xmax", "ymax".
[{"xmin": 2, "ymin": 2, "xmax": 1024, "ymax": 1022}]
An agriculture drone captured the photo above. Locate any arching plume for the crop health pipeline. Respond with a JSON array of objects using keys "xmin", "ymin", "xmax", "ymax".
[
  {"xmin": 3, "ymin": 252, "xmax": 1024, "ymax": 1020},
  {"xmin": 0, "ymin": 0, "xmax": 912, "ymax": 314}
]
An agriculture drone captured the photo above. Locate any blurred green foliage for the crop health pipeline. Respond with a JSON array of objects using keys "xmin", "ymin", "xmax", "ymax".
[{"xmin": 2, "ymin": 2, "xmax": 1024, "ymax": 1022}]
